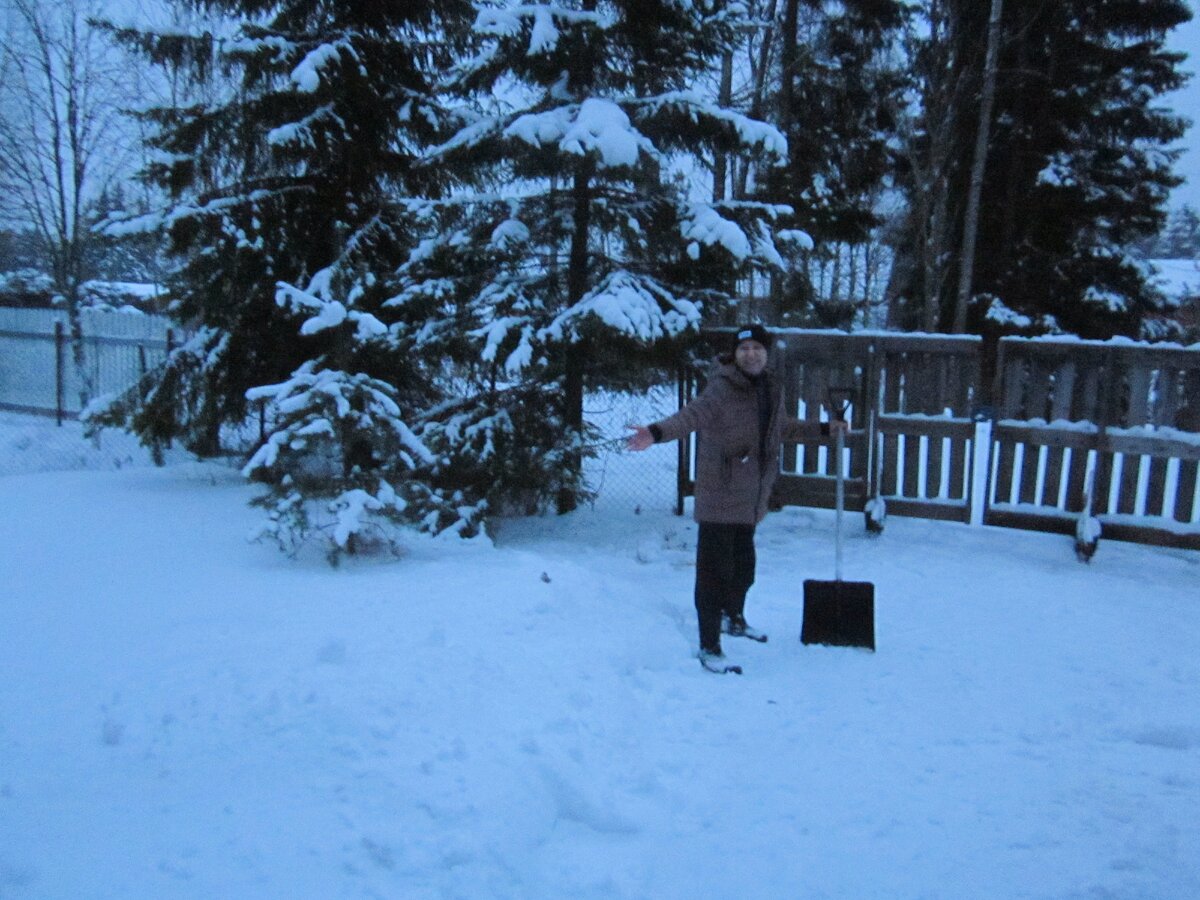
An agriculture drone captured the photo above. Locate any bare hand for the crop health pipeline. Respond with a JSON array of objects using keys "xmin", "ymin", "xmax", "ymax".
[{"xmin": 626, "ymin": 424, "xmax": 654, "ymax": 452}]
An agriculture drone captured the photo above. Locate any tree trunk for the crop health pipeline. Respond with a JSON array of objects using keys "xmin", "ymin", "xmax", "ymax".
[
  {"xmin": 924, "ymin": 172, "xmax": 950, "ymax": 332},
  {"xmin": 762, "ymin": 0, "xmax": 799, "ymax": 322},
  {"xmin": 951, "ymin": 0, "xmax": 1004, "ymax": 334},
  {"xmin": 558, "ymin": 157, "xmax": 594, "ymax": 515},
  {"xmin": 778, "ymin": 0, "xmax": 799, "ymax": 128},
  {"xmin": 738, "ymin": 0, "xmax": 779, "ymax": 200},
  {"xmin": 713, "ymin": 51, "xmax": 733, "ymax": 202}
]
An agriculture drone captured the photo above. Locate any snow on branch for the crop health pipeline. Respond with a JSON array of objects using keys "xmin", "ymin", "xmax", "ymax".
[
  {"xmin": 470, "ymin": 311, "xmax": 536, "ymax": 376},
  {"xmin": 474, "ymin": 5, "xmax": 613, "ymax": 55},
  {"xmin": 985, "ymin": 296, "xmax": 1033, "ymax": 329},
  {"xmin": 425, "ymin": 112, "xmax": 507, "ymax": 161},
  {"xmin": 682, "ymin": 204, "xmax": 752, "ymax": 261},
  {"xmin": 490, "ymin": 218, "xmax": 530, "ymax": 249},
  {"xmin": 275, "ymin": 279, "xmax": 387, "ymax": 342},
  {"xmin": 629, "ymin": 91, "xmax": 788, "ymax": 159},
  {"xmin": 104, "ymin": 187, "xmax": 314, "ymax": 239},
  {"xmin": 540, "ymin": 270, "xmax": 701, "ymax": 344},
  {"xmin": 267, "ymin": 104, "xmax": 342, "ymax": 149},
  {"xmin": 290, "ymin": 39, "xmax": 360, "ymax": 94},
  {"xmin": 1082, "ymin": 286, "xmax": 1130, "ymax": 313},
  {"xmin": 504, "ymin": 99, "xmax": 652, "ymax": 168},
  {"xmin": 775, "ymin": 229, "xmax": 815, "ymax": 249},
  {"xmin": 752, "ymin": 220, "xmax": 786, "ymax": 270}
]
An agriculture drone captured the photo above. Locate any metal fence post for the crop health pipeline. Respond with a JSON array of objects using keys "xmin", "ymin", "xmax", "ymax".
[
  {"xmin": 54, "ymin": 320, "xmax": 65, "ymax": 426},
  {"xmin": 165, "ymin": 328, "xmax": 176, "ymax": 450},
  {"xmin": 675, "ymin": 365, "xmax": 686, "ymax": 516}
]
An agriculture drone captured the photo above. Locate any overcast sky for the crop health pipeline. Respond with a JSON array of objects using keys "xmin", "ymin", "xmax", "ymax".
[{"xmin": 1166, "ymin": 4, "xmax": 1200, "ymax": 209}]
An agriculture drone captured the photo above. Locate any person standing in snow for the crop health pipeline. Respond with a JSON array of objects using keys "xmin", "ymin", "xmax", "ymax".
[{"xmin": 627, "ymin": 324, "xmax": 849, "ymax": 673}]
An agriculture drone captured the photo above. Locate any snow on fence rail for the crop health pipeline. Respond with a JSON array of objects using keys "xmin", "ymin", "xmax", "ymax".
[
  {"xmin": 681, "ymin": 329, "xmax": 1200, "ymax": 550},
  {"xmin": 0, "ymin": 307, "xmax": 178, "ymax": 421}
]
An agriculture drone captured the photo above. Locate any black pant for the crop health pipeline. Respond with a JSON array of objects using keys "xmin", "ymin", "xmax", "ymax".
[{"xmin": 694, "ymin": 521, "xmax": 756, "ymax": 653}]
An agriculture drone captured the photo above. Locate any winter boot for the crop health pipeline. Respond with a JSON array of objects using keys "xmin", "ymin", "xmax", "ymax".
[
  {"xmin": 723, "ymin": 615, "xmax": 768, "ymax": 643},
  {"xmin": 698, "ymin": 647, "xmax": 742, "ymax": 675}
]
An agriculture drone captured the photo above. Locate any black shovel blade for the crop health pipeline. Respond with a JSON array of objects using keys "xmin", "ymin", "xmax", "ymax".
[{"xmin": 801, "ymin": 579, "xmax": 876, "ymax": 651}]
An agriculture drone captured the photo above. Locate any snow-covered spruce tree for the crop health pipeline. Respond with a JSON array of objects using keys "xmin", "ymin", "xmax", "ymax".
[
  {"xmin": 238, "ymin": 281, "xmax": 440, "ymax": 560},
  {"xmin": 391, "ymin": 0, "xmax": 794, "ymax": 516},
  {"xmin": 92, "ymin": 0, "xmax": 470, "ymax": 458},
  {"xmin": 91, "ymin": 1, "xmax": 497, "ymax": 557},
  {"xmin": 977, "ymin": 0, "xmax": 1191, "ymax": 341}
]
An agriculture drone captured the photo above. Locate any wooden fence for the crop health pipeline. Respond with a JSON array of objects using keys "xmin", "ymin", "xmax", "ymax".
[
  {"xmin": 678, "ymin": 329, "xmax": 1200, "ymax": 550},
  {"xmin": 988, "ymin": 338, "xmax": 1200, "ymax": 548}
]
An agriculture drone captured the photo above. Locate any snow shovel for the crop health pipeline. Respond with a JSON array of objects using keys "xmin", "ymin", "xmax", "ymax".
[{"xmin": 801, "ymin": 389, "xmax": 876, "ymax": 651}]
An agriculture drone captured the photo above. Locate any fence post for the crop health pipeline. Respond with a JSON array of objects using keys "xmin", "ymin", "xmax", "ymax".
[
  {"xmin": 675, "ymin": 364, "xmax": 688, "ymax": 517},
  {"xmin": 969, "ymin": 415, "xmax": 993, "ymax": 527},
  {"xmin": 865, "ymin": 340, "xmax": 881, "ymax": 504},
  {"xmin": 165, "ymin": 327, "xmax": 176, "ymax": 450},
  {"xmin": 54, "ymin": 320, "xmax": 66, "ymax": 426}
]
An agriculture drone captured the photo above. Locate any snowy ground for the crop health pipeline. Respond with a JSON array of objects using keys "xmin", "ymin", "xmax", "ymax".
[
  {"xmin": 0, "ymin": 412, "xmax": 172, "ymax": 477},
  {"xmin": 1, "ymin": 418, "xmax": 1198, "ymax": 899}
]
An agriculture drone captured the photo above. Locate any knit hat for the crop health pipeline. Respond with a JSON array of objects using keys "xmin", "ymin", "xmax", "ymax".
[{"xmin": 734, "ymin": 323, "xmax": 771, "ymax": 350}]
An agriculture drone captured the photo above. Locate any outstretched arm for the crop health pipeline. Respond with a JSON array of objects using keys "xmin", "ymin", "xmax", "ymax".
[
  {"xmin": 626, "ymin": 384, "xmax": 722, "ymax": 452},
  {"xmin": 626, "ymin": 424, "xmax": 655, "ymax": 452}
]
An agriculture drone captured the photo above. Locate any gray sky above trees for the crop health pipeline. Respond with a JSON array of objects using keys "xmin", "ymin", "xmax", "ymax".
[{"xmin": 1166, "ymin": 8, "xmax": 1200, "ymax": 210}]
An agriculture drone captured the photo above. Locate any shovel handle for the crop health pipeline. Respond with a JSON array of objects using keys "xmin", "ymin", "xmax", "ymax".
[
  {"xmin": 835, "ymin": 421, "xmax": 844, "ymax": 582},
  {"xmin": 828, "ymin": 388, "xmax": 852, "ymax": 583}
]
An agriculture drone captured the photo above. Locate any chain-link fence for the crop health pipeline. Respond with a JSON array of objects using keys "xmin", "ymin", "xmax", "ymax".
[
  {"xmin": 582, "ymin": 383, "xmax": 682, "ymax": 514},
  {"xmin": 1, "ymin": 298, "xmax": 698, "ymax": 512},
  {"xmin": 215, "ymin": 373, "xmax": 688, "ymax": 514},
  {"xmin": 1, "ymin": 302, "xmax": 686, "ymax": 510}
]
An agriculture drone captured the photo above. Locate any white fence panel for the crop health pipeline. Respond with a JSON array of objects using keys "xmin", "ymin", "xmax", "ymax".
[{"xmin": 0, "ymin": 307, "xmax": 177, "ymax": 418}]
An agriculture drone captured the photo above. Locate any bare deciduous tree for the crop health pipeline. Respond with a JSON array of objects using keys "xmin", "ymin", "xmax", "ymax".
[
  {"xmin": 0, "ymin": 0, "xmax": 136, "ymax": 404},
  {"xmin": 951, "ymin": 0, "xmax": 1003, "ymax": 334}
]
